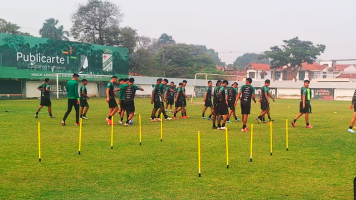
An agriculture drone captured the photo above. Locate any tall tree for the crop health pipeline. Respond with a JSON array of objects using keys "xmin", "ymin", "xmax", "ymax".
[
  {"xmin": 39, "ymin": 18, "xmax": 69, "ymax": 40},
  {"xmin": 158, "ymin": 33, "xmax": 175, "ymax": 46},
  {"xmin": 232, "ymin": 53, "xmax": 269, "ymax": 70},
  {"xmin": 263, "ymin": 37, "xmax": 325, "ymax": 81},
  {"xmin": 0, "ymin": 18, "xmax": 30, "ymax": 36},
  {"xmin": 71, "ymin": 0, "xmax": 123, "ymax": 45}
]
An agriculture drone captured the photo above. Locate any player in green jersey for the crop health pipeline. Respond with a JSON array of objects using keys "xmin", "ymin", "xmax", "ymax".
[
  {"xmin": 35, "ymin": 78, "xmax": 55, "ymax": 118},
  {"xmin": 165, "ymin": 82, "xmax": 176, "ymax": 113},
  {"xmin": 120, "ymin": 78, "xmax": 144, "ymax": 126},
  {"xmin": 158, "ymin": 79, "xmax": 171, "ymax": 120},
  {"xmin": 256, "ymin": 79, "xmax": 275, "ymax": 123},
  {"xmin": 173, "ymin": 83, "xmax": 186, "ymax": 119},
  {"xmin": 226, "ymin": 82, "xmax": 239, "ymax": 123},
  {"xmin": 348, "ymin": 89, "xmax": 356, "ymax": 133},
  {"xmin": 118, "ymin": 78, "xmax": 129, "ymax": 124},
  {"xmin": 105, "ymin": 76, "xmax": 119, "ymax": 125},
  {"xmin": 202, "ymin": 81, "xmax": 213, "ymax": 120},
  {"xmin": 61, "ymin": 74, "xmax": 80, "ymax": 126},
  {"xmin": 79, "ymin": 79, "xmax": 90, "ymax": 120},
  {"xmin": 151, "ymin": 78, "xmax": 163, "ymax": 122},
  {"xmin": 237, "ymin": 78, "xmax": 256, "ymax": 132},
  {"xmin": 291, "ymin": 80, "xmax": 313, "ymax": 128}
]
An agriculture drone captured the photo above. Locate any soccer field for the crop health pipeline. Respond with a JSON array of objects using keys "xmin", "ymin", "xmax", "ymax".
[{"xmin": 1, "ymin": 98, "xmax": 355, "ymax": 199}]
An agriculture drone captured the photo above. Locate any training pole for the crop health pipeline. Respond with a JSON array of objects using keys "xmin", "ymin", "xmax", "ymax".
[
  {"xmin": 270, "ymin": 121, "xmax": 273, "ymax": 156},
  {"xmin": 78, "ymin": 118, "xmax": 83, "ymax": 155},
  {"xmin": 139, "ymin": 114, "xmax": 142, "ymax": 145},
  {"xmin": 111, "ymin": 116, "xmax": 114, "ymax": 149},
  {"xmin": 286, "ymin": 119, "xmax": 289, "ymax": 151},
  {"xmin": 198, "ymin": 131, "xmax": 201, "ymax": 177},
  {"xmin": 160, "ymin": 113, "xmax": 163, "ymax": 142},
  {"xmin": 38, "ymin": 122, "xmax": 41, "ymax": 162},
  {"xmin": 225, "ymin": 127, "xmax": 229, "ymax": 169},
  {"xmin": 250, "ymin": 123, "xmax": 253, "ymax": 162}
]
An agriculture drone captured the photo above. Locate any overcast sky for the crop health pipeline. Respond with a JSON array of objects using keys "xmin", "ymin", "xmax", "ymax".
[{"xmin": 2, "ymin": 0, "xmax": 356, "ymax": 64}]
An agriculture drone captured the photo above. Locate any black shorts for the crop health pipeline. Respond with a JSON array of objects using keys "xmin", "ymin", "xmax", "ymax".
[
  {"xmin": 166, "ymin": 99, "xmax": 174, "ymax": 105},
  {"xmin": 241, "ymin": 103, "xmax": 251, "ymax": 115},
  {"xmin": 175, "ymin": 100, "xmax": 185, "ymax": 108},
  {"xmin": 354, "ymin": 103, "xmax": 356, "ymax": 112},
  {"xmin": 108, "ymin": 98, "xmax": 118, "ymax": 108},
  {"xmin": 154, "ymin": 101, "xmax": 162, "ymax": 109},
  {"xmin": 205, "ymin": 100, "xmax": 212, "ymax": 107},
  {"xmin": 228, "ymin": 102, "xmax": 235, "ymax": 110},
  {"xmin": 40, "ymin": 97, "xmax": 51, "ymax": 107},
  {"xmin": 299, "ymin": 101, "xmax": 311, "ymax": 114},
  {"xmin": 261, "ymin": 101, "xmax": 269, "ymax": 111},
  {"xmin": 80, "ymin": 98, "xmax": 89, "ymax": 107},
  {"xmin": 217, "ymin": 102, "xmax": 229, "ymax": 115},
  {"xmin": 120, "ymin": 100, "xmax": 125, "ymax": 110},
  {"xmin": 124, "ymin": 101, "xmax": 135, "ymax": 113}
]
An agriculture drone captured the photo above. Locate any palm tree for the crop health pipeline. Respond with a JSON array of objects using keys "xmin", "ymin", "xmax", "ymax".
[{"xmin": 39, "ymin": 18, "xmax": 69, "ymax": 40}]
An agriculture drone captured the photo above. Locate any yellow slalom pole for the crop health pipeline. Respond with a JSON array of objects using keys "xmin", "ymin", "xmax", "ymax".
[
  {"xmin": 225, "ymin": 127, "xmax": 229, "ymax": 169},
  {"xmin": 111, "ymin": 116, "xmax": 114, "ymax": 149},
  {"xmin": 198, "ymin": 131, "xmax": 201, "ymax": 177},
  {"xmin": 139, "ymin": 114, "xmax": 142, "ymax": 145},
  {"xmin": 78, "ymin": 118, "xmax": 83, "ymax": 155},
  {"xmin": 160, "ymin": 113, "xmax": 163, "ymax": 142},
  {"xmin": 38, "ymin": 122, "xmax": 41, "ymax": 162},
  {"xmin": 270, "ymin": 121, "xmax": 273, "ymax": 156},
  {"xmin": 250, "ymin": 123, "xmax": 253, "ymax": 162},
  {"xmin": 286, "ymin": 119, "xmax": 289, "ymax": 151}
]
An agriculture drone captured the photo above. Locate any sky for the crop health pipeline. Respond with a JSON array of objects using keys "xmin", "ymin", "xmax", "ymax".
[{"xmin": 2, "ymin": 0, "xmax": 356, "ymax": 64}]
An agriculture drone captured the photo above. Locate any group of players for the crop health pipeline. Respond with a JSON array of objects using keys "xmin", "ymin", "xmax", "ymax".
[{"xmin": 35, "ymin": 73, "xmax": 320, "ymax": 132}]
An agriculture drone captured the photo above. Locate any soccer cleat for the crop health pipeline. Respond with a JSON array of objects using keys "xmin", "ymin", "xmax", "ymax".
[
  {"xmin": 235, "ymin": 119, "xmax": 240, "ymax": 122},
  {"xmin": 306, "ymin": 125, "xmax": 313, "ymax": 128},
  {"xmin": 76, "ymin": 123, "xmax": 83, "ymax": 126},
  {"xmin": 119, "ymin": 121, "xmax": 123, "ymax": 125},
  {"xmin": 173, "ymin": 117, "xmax": 179, "ymax": 120},
  {"xmin": 129, "ymin": 120, "xmax": 133, "ymax": 125},
  {"xmin": 61, "ymin": 121, "xmax": 66, "ymax": 126},
  {"xmin": 202, "ymin": 117, "xmax": 207, "ymax": 119},
  {"xmin": 165, "ymin": 117, "xmax": 172, "ymax": 120},
  {"xmin": 81, "ymin": 116, "xmax": 88, "ymax": 120},
  {"xmin": 155, "ymin": 118, "xmax": 161, "ymax": 122},
  {"xmin": 220, "ymin": 127, "xmax": 226, "ymax": 130},
  {"xmin": 108, "ymin": 121, "xmax": 116, "ymax": 125},
  {"xmin": 262, "ymin": 121, "xmax": 268, "ymax": 124},
  {"xmin": 181, "ymin": 116, "xmax": 187, "ymax": 119},
  {"xmin": 256, "ymin": 117, "xmax": 261, "ymax": 124},
  {"xmin": 151, "ymin": 119, "xmax": 156, "ymax": 122},
  {"xmin": 35, "ymin": 115, "xmax": 38, "ymax": 118},
  {"xmin": 208, "ymin": 118, "xmax": 212, "ymax": 121},
  {"xmin": 269, "ymin": 119, "xmax": 274, "ymax": 122},
  {"xmin": 212, "ymin": 126, "xmax": 217, "ymax": 129},
  {"xmin": 124, "ymin": 123, "xmax": 130, "ymax": 126},
  {"xmin": 227, "ymin": 121, "xmax": 232, "ymax": 124},
  {"xmin": 50, "ymin": 116, "xmax": 56, "ymax": 118},
  {"xmin": 348, "ymin": 129, "xmax": 355, "ymax": 133},
  {"xmin": 241, "ymin": 128, "xmax": 248, "ymax": 132},
  {"xmin": 291, "ymin": 122, "xmax": 296, "ymax": 127},
  {"xmin": 217, "ymin": 127, "xmax": 221, "ymax": 130}
]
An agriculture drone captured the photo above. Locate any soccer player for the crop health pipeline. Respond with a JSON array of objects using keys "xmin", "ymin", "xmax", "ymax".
[
  {"xmin": 291, "ymin": 80, "xmax": 313, "ymax": 128},
  {"xmin": 118, "ymin": 78, "xmax": 128, "ymax": 124},
  {"xmin": 181, "ymin": 80, "xmax": 189, "ymax": 118},
  {"xmin": 106, "ymin": 76, "xmax": 119, "ymax": 125},
  {"xmin": 174, "ymin": 83, "xmax": 186, "ymax": 119},
  {"xmin": 121, "ymin": 78, "xmax": 144, "ymax": 126},
  {"xmin": 226, "ymin": 82, "xmax": 239, "ymax": 123},
  {"xmin": 158, "ymin": 79, "xmax": 171, "ymax": 120},
  {"xmin": 212, "ymin": 80, "xmax": 222, "ymax": 129},
  {"xmin": 165, "ymin": 82, "xmax": 176, "ymax": 113},
  {"xmin": 79, "ymin": 79, "xmax": 90, "ymax": 119},
  {"xmin": 348, "ymin": 90, "xmax": 356, "ymax": 133},
  {"xmin": 151, "ymin": 78, "xmax": 162, "ymax": 122},
  {"xmin": 61, "ymin": 74, "xmax": 80, "ymax": 126},
  {"xmin": 202, "ymin": 81, "xmax": 213, "ymax": 120},
  {"xmin": 256, "ymin": 79, "xmax": 275, "ymax": 123},
  {"xmin": 216, "ymin": 80, "xmax": 229, "ymax": 130},
  {"xmin": 35, "ymin": 78, "xmax": 55, "ymax": 118},
  {"xmin": 237, "ymin": 78, "xmax": 256, "ymax": 132}
]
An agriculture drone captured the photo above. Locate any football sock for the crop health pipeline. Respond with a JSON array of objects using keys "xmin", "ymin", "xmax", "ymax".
[
  {"xmin": 121, "ymin": 117, "xmax": 123, "ymax": 121},
  {"xmin": 268, "ymin": 115, "xmax": 271, "ymax": 120},
  {"xmin": 235, "ymin": 116, "xmax": 237, "ymax": 120},
  {"xmin": 36, "ymin": 112, "xmax": 39, "ymax": 115},
  {"xmin": 83, "ymin": 113, "xmax": 86, "ymax": 117},
  {"xmin": 218, "ymin": 124, "xmax": 221, "ymax": 128},
  {"xmin": 258, "ymin": 116, "xmax": 262, "ymax": 120},
  {"xmin": 208, "ymin": 115, "xmax": 212, "ymax": 119},
  {"xmin": 227, "ymin": 118, "xmax": 230, "ymax": 121},
  {"xmin": 202, "ymin": 113, "xmax": 204, "ymax": 117},
  {"xmin": 108, "ymin": 116, "xmax": 112, "ymax": 120},
  {"xmin": 80, "ymin": 114, "xmax": 82, "ymax": 118},
  {"xmin": 293, "ymin": 119, "xmax": 297, "ymax": 123},
  {"xmin": 263, "ymin": 118, "xmax": 265, "ymax": 122},
  {"xmin": 243, "ymin": 125, "xmax": 246, "ymax": 129},
  {"xmin": 49, "ymin": 113, "xmax": 52, "ymax": 117},
  {"xmin": 306, "ymin": 123, "xmax": 309, "ymax": 126},
  {"xmin": 349, "ymin": 126, "xmax": 352, "ymax": 129},
  {"xmin": 222, "ymin": 123, "xmax": 225, "ymax": 127}
]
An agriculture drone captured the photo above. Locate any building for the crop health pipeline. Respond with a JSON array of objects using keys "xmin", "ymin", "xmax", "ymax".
[{"xmin": 245, "ymin": 63, "xmax": 271, "ymax": 80}]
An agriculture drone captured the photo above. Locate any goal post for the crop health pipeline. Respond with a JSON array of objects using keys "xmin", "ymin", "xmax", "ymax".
[
  {"xmin": 55, "ymin": 73, "xmax": 114, "ymax": 99},
  {"xmin": 191, "ymin": 73, "xmax": 242, "ymax": 104}
]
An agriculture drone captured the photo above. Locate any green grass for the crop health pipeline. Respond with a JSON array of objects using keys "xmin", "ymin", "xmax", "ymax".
[{"xmin": 1, "ymin": 98, "xmax": 356, "ymax": 199}]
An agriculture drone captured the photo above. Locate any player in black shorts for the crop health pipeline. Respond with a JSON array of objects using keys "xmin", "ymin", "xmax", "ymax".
[
  {"xmin": 256, "ymin": 79, "xmax": 275, "ymax": 123},
  {"xmin": 106, "ymin": 76, "xmax": 119, "ymax": 125},
  {"xmin": 237, "ymin": 78, "xmax": 256, "ymax": 132},
  {"xmin": 291, "ymin": 80, "xmax": 313, "ymax": 128},
  {"xmin": 348, "ymin": 89, "xmax": 356, "ymax": 133},
  {"xmin": 226, "ymin": 82, "xmax": 239, "ymax": 123},
  {"xmin": 35, "ymin": 78, "xmax": 55, "ymax": 118},
  {"xmin": 216, "ymin": 80, "xmax": 229, "ymax": 130},
  {"xmin": 79, "ymin": 79, "xmax": 90, "ymax": 119},
  {"xmin": 202, "ymin": 81, "xmax": 214, "ymax": 120},
  {"xmin": 165, "ymin": 82, "xmax": 176, "ymax": 113},
  {"xmin": 151, "ymin": 78, "xmax": 163, "ymax": 122},
  {"xmin": 173, "ymin": 83, "xmax": 186, "ymax": 119},
  {"xmin": 212, "ymin": 80, "xmax": 222, "ymax": 129},
  {"xmin": 120, "ymin": 78, "xmax": 144, "ymax": 126}
]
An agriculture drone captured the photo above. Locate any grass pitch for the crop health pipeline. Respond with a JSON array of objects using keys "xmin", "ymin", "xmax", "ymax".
[{"xmin": 0, "ymin": 98, "xmax": 355, "ymax": 199}]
